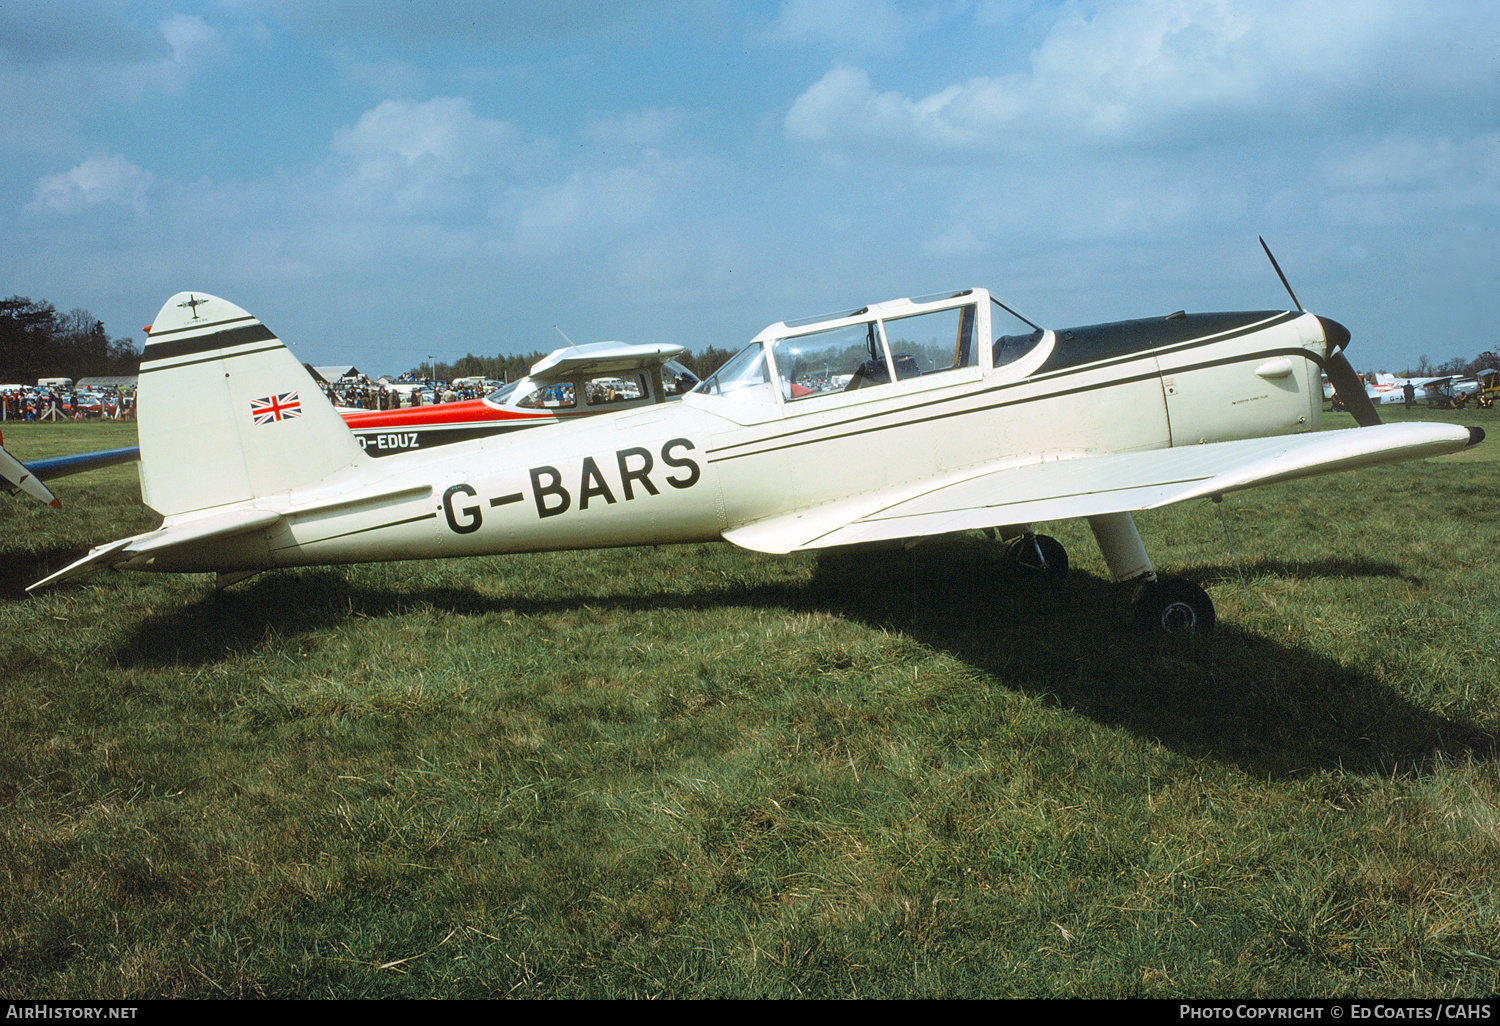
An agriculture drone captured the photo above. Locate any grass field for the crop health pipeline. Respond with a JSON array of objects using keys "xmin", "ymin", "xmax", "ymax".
[{"xmin": 2, "ymin": 411, "xmax": 1498, "ymax": 998}]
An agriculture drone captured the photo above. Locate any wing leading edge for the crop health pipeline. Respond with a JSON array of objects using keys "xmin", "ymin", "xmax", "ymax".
[
  {"xmin": 723, "ymin": 423, "xmax": 1481, "ymax": 554},
  {"xmin": 20, "ymin": 446, "xmax": 140, "ymax": 480},
  {"xmin": 1, "ymin": 442, "xmax": 140, "ymax": 508}
]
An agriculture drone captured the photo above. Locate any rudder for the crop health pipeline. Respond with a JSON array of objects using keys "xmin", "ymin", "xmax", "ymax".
[{"xmin": 138, "ymin": 292, "xmax": 364, "ymax": 517}]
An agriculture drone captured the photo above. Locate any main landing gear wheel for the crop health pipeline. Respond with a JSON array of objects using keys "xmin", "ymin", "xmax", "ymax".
[
  {"xmin": 1131, "ymin": 577, "xmax": 1215, "ymax": 635},
  {"xmin": 1008, "ymin": 534, "xmax": 1068, "ymax": 574}
]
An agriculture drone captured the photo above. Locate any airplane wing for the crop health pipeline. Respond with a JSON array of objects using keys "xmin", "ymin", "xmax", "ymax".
[
  {"xmin": 0, "ymin": 441, "xmax": 61, "ymax": 507},
  {"xmin": 723, "ymin": 423, "xmax": 1480, "ymax": 554},
  {"xmin": 528, "ymin": 341, "xmax": 686, "ymax": 381},
  {"xmin": 20, "ymin": 446, "xmax": 140, "ymax": 480},
  {"xmin": 1, "ymin": 441, "xmax": 139, "ymax": 507}
]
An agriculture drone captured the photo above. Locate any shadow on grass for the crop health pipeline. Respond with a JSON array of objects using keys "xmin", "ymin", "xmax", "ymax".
[
  {"xmin": 1192, "ymin": 554, "xmax": 1423, "ymax": 589},
  {"xmin": 802, "ymin": 545, "xmax": 1496, "ymax": 778},
  {"xmin": 109, "ymin": 543, "xmax": 1495, "ymax": 779},
  {"xmin": 0, "ymin": 545, "xmax": 94, "ymax": 601}
]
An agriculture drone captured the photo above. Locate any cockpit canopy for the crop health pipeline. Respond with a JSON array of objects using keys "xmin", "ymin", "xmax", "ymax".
[{"xmin": 694, "ymin": 289, "xmax": 1047, "ymax": 404}]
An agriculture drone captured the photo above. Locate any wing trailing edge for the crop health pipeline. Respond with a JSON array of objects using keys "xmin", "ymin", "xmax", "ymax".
[{"xmin": 722, "ymin": 423, "xmax": 1479, "ymax": 554}]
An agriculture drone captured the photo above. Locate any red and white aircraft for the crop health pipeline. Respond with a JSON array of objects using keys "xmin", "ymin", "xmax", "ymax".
[
  {"xmin": 1366, "ymin": 372, "xmax": 1464, "ymax": 406},
  {"xmin": 29, "ymin": 276, "xmax": 1482, "ymax": 634},
  {"xmin": 340, "ymin": 343, "xmax": 699, "ymax": 457}
]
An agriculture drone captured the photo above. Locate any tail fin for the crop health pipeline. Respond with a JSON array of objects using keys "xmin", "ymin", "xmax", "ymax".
[{"xmin": 138, "ymin": 293, "xmax": 364, "ymax": 517}]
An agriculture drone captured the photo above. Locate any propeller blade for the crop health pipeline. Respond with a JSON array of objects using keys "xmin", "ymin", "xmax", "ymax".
[
  {"xmin": 1256, "ymin": 242, "xmax": 1376, "ymax": 426},
  {"xmin": 1325, "ymin": 350, "xmax": 1382, "ymax": 427},
  {"xmin": 1259, "ymin": 236, "xmax": 1303, "ymax": 312}
]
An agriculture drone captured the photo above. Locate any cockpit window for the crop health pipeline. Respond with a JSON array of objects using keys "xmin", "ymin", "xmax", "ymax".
[
  {"xmin": 693, "ymin": 342, "xmax": 774, "ymax": 401},
  {"xmin": 586, "ymin": 374, "xmax": 645, "ymax": 405},
  {"xmin": 485, "ymin": 381, "xmax": 520, "ymax": 404},
  {"xmin": 769, "ymin": 321, "xmax": 890, "ymax": 400},
  {"xmin": 661, "ymin": 360, "xmax": 699, "ymax": 396},
  {"xmin": 882, "ymin": 305, "xmax": 978, "ymax": 376},
  {"xmin": 518, "ymin": 382, "xmax": 576, "ymax": 409}
]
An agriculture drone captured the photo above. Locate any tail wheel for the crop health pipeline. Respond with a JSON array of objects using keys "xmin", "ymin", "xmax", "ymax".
[
  {"xmin": 1131, "ymin": 577, "xmax": 1215, "ymax": 635},
  {"xmin": 1008, "ymin": 534, "xmax": 1068, "ymax": 574}
]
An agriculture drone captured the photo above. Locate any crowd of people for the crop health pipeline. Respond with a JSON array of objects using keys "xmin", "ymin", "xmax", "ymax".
[
  {"xmin": 1, "ymin": 376, "xmax": 493, "ymax": 420},
  {"xmin": 6, "ymin": 371, "xmax": 675, "ymax": 421},
  {"xmin": 1, "ymin": 385, "xmax": 135, "ymax": 421},
  {"xmin": 321, "ymin": 378, "xmax": 490, "ymax": 410}
]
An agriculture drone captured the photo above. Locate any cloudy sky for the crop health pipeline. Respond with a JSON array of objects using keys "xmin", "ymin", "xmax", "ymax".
[{"xmin": 2, "ymin": 0, "xmax": 1495, "ymax": 375}]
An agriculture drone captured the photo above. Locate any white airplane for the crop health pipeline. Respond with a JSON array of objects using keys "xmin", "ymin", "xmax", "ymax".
[
  {"xmin": 0, "ymin": 431, "xmax": 140, "ymax": 507},
  {"xmin": 1367, "ymin": 372, "xmax": 1461, "ymax": 405},
  {"xmin": 27, "ymin": 281, "xmax": 1483, "ymax": 634}
]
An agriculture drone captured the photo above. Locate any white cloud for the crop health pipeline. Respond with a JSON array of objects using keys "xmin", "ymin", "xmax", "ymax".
[
  {"xmin": 210, "ymin": 97, "xmax": 718, "ymax": 285},
  {"xmin": 767, "ymin": 0, "xmax": 911, "ymax": 54},
  {"xmin": 112, "ymin": 14, "xmax": 230, "ymax": 97},
  {"xmin": 330, "ymin": 47, "xmax": 428, "ymax": 95},
  {"xmin": 784, "ymin": 0, "xmax": 1496, "ymax": 156},
  {"xmin": 973, "ymin": 1, "xmax": 1039, "ymax": 27},
  {"xmin": 583, "ymin": 108, "xmax": 680, "ymax": 148},
  {"xmin": 512, "ymin": 151, "xmax": 692, "ymax": 256},
  {"xmin": 268, "ymin": 0, "xmax": 684, "ymax": 44},
  {"xmin": 1325, "ymin": 135, "xmax": 1472, "ymax": 193},
  {"xmin": 328, "ymin": 97, "xmax": 527, "ymax": 214},
  {"xmin": 29, "ymin": 155, "xmax": 154, "ymax": 214},
  {"xmin": 0, "ymin": 11, "xmax": 229, "ymax": 154},
  {"xmin": 1318, "ymin": 133, "xmax": 1500, "ymax": 227},
  {"xmin": 159, "ymin": 13, "xmax": 221, "ymax": 61},
  {"xmin": 785, "ymin": 66, "xmax": 997, "ymax": 152},
  {"xmin": 332, "ymin": 97, "xmax": 516, "ymax": 166}
]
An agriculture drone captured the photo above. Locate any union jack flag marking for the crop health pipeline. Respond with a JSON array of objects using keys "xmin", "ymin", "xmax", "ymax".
[{"xmin": 251, "ymin": 392, "xmax": 302, "ymax": 425}]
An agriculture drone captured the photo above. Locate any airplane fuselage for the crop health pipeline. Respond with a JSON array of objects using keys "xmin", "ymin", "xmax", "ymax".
[{"xmin": 136, "ymin": 296, "xmax": 1327, "ymax": 576}]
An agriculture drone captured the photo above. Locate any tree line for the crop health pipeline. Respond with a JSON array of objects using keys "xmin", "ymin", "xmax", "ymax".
[
  {"xmin": 1397, "ymin": 350, "xmax": 1499, "ymax": 379},
  {"xmin": 1, "ymin": 296, "xmax": 141, "ymax": 384}
]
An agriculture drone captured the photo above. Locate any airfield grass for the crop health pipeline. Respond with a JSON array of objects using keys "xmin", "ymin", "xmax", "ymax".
[{"xmin": 1, "ymin": 412, "xmax": 1498, "ymax": 998}]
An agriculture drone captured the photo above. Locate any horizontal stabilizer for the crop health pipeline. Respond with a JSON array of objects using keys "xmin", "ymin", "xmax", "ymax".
[
  {"xmin": 27, "ymin": 537, "xmax": 138, "ymax": 591},
  {"xmin": 27, "ymin": 508, "xmax": 285, "ymax": 592},
  {"xmin": 724, "ymin": 423, "xmax": 1478, "ymax": 554}
]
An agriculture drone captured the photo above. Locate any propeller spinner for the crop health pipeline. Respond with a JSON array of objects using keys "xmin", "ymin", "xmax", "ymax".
[{"xmin": 1258, "ymin": 237, "xmax": 1381, "ymax": 428}]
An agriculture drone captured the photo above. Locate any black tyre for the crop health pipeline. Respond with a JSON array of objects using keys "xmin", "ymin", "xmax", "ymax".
[
  {"xmin": 1008, "ymin": 534, "xmax": 1068, "ymax": 574},
  {"xmin": 1131, "ymin": 577, "xmax": 1215, "ymax": 635}
]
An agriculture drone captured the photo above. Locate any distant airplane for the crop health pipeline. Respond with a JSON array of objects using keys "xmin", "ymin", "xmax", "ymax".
[
  {"xmin": 1365, "ymin": 372, "xmax": 1475, "ymax": 405},
  {"xmin": 0, "ymin": 430, "xmax": 139, "ymax": 507},
  {"xmin": 29, "ymin": 268, "xmax": 1483, "ymax": 635},
  {"xmin": 340, "ymin": 341, "xmax": 700, "ymax": 457}
]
